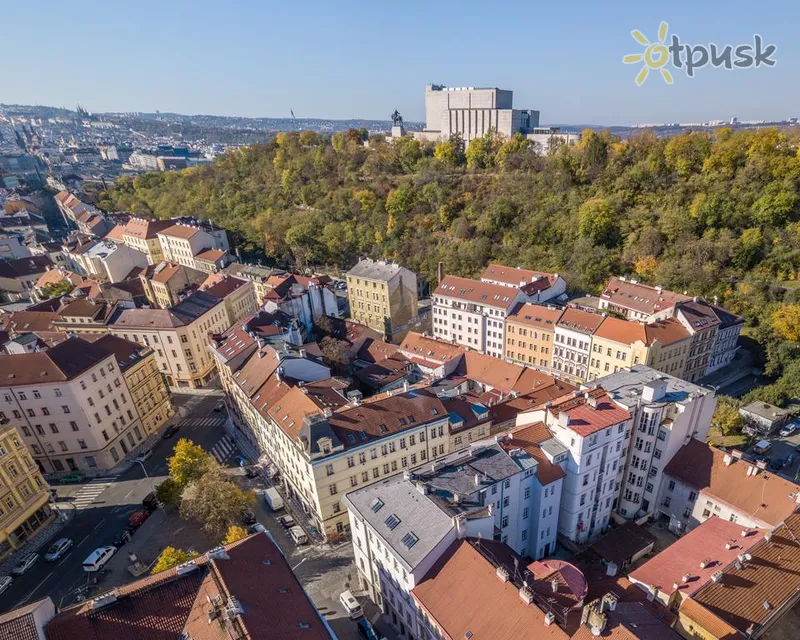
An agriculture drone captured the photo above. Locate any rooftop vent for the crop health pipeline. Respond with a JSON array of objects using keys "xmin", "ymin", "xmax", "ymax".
[
  {"xmin": 90, "ymin": 591, "xmax": 118, "ymax": 610},
  {"xmin": 544, "ymin": 612, "xmax": 556, "ymax": 626},
  {"xmin": 496, "ymin": 566, "xmax": 510, "ymax": 583},
  {"xmin": 208, "ymin": 546, "xmax": 229, "ymax": 561},
  {"xmin": 176, "ymin": 560, "xmax": 199, "ymax": 575},
  {"xmin": 711, "ymin": 570, "xmax": 723, "ymax": 583}
]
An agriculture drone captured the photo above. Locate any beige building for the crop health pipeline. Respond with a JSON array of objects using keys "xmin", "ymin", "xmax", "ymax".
[
  {"xmin": 643, "ymin": 318, "xmax": 691, "ymax": 378},
  {"xmin": 200, "ymin": 275, "xmax": 258, "ymax": 325},
  {"xmin": 346, "ymin": 259, "xmax": 418, "ymax": 337},
  {"xmin": 91, "ymin": 335, "xmax": 173, "ymax": 437},
  {"xmin": 0, "ymin": 337, "xmax": 151, "ymax": 473},
  {"xmin": 587, "ymin": 317, "xmax": 649, "ymax": 381},
  {"xmin": 140, "ymin": 262, "xmax": 207, "ymax": 309},
  {"xmin": 118, "ymin": 218, "xmax": 174, "ymax": 265},
  {"xmin": 108, "ymin": 290, "xmax": 231, "ymax": 388},
  {"xmin": 504, "ymin": 303, "xmax": 562, "ymax": 370},
  {"xmin": 0, "ymin": 423, "xmax": 53, "ymax": 560},
  {"xmin": 157, "ymin": 224, "xmax": 227, "ymax": 271}
]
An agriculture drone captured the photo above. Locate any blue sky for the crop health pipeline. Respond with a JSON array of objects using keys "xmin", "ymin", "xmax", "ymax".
[{"xmin": 4, "ymin": 0, "xmax": 797, "ymax": 125}]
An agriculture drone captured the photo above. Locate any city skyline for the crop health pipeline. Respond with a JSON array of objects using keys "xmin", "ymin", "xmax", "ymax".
[{"xmin": 4, "ymin": 0, "xmax": 798, "ymax": 125}]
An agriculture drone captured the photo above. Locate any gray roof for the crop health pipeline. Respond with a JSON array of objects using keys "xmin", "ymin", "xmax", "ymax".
[
  {"xmin": 593, "ymin": 365, "xmax": 709, "ymax": 409},
  {"xmin": 740, "ymin": 400, "xmax": 791, "ymax": 420},
  {"xmin": 344, "ymin": 475, "xmax": 454, "ymax": 571},
  {"xmin": 346, "ymin": 259, "xmax": 405, "ymax": 281}
]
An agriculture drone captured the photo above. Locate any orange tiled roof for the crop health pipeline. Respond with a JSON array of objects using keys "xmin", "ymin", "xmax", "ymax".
[
  {"xmin": 593, "ymin": 316, "xmax": 647, "ymax": 345},
  {"xmin": 602, "ymin": 277, "xmax": 690, "ymax": 316},
  {"xmin": 435, "ymin": 275, "xmax": 520, "ymax": 310}
]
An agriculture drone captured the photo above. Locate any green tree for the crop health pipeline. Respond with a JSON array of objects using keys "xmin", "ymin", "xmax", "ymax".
[
  {"xmin": 465, "ymin": 130, "xmax": 502, "ymax": 169},
  {"xmin": 42, "ymin": 279, "xmax": 75, "ymax": 298},
  {"xmin": 578, "ymin": 197, "xmax": 616, "ymax": 246},
  {"xmin": 180, "ymin": 470, "xmax": 255, "ymax": 539},
  {"xmin": 155, "ymin": 477, "xmax": 182, "ymax": 506},
  {"xmin": 167, "ymin": 439, "xmax": 217, "ymax": 489},
  {"xmin": 151, "ymin": 546, "xmax": 198, "ymax": 574},
  {"xmin": 712, "ymin": 397, "xmax": 744, "ymax": 436}
]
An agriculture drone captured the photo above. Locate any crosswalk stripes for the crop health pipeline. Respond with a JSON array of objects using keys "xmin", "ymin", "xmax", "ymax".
[
  {"xmin": 71, "ymin": 478, "xmax": 114, "ymax": 510},
  {"xmin": 210, "ymin": 435, "xmax": 237, "ymax": 464}
]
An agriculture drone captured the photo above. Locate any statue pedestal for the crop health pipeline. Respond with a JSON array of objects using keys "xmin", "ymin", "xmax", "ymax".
[{"xmin": 391, "ymin": 125, "xmax": 406, "ymax": 138}]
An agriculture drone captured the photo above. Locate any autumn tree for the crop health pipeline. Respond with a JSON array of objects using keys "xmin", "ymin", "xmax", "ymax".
[
  {"xmin": 168, "ymin": 439, "xmax": 218, "ymax": 489},
  {"xmin": 223, "ymin": 525, "xmax": 249, "ymax": 544},
  {"xmin": 772, "ymin": 305, "xmax": 800, "ymax": 343},
  {"xmin": 155, "ymin": 477, "xmax": 182, "ymax": 507},
  {"xmin": 151, "ymin": 547, "xmax": 198, "ymax": 574},
  {"xmin": 712, "ymin": 397, "xmax": 744, "ymax": 436},
  {"xmin": 180, "ymin": 470, "xmax": 255, "ymax": 539}
]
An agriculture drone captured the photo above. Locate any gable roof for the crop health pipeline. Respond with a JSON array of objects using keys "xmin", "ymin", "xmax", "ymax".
[
  {"xmin": 412, "ymin": 539, "xmax": 569, "ymax": 640},
  {"xmin": 435, "ymin": 275, "xmax": 519, "ymax": 310},
  {"xmin": 601, "ymin": 277, "xmax": 689, "ymax": 316},
  {"xmin": 644, "ymin": 318, "xmax": 691, "ymax": 346},
  {"xmin": 480, "ymin": 263, "xmax": 562, "ymax": 296},
  {"xmin": 501, "ymin": 422, "xmax": 566, "ymax": 485},
  {"xmin": 664, "ymin": 439, "xmax": 800, "ymax": 528},
  {"xmin": 547, "ymin": 388, "xmax": 631, "ymax": 437},
  {"xmin": 507, "ymin": 303, "xmax": 563, "ymax": 330},
  {"xmin": 397, "ymin": 331, "xmax": 466, "ymax": 365},
  {"xmin": 0, "ymin": 336, "xmax": 113, "ymax": 386},
  {"xmin": 157, "ymin": 224, "xmax": 203, "ymax": 240},
  {"xmin": 593, "ymin": 316, "xmax": 647, "ymax": 345},
  {"xmin": 0, "ymin": 254, "xmax": 53, "ymax": 279},
  {"xmin": 556, "ymin": 307, "xmax": 605, "ymax": 335}
]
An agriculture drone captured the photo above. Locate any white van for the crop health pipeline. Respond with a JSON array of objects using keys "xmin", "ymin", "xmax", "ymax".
[
  {"xmin": 289, "ymin": 526, "xmax": 308, "ymax": 546},
  {"xmin": 83, "ymin": 546, "xmax": 116, "ymax": 572},
  {"xmin": 339, "ymin": 590, "xmax": 363, "ymax": 619},
  {"xmin": 263, "ymin": 487, "xmax": 284, "ymax": 511}
]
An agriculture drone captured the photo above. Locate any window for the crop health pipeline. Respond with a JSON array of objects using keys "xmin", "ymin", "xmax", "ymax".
[
  {"xmin": 49, "ymin": 423, "xmax": 58, "ymax": 434},
  {"xmin": 668, "ymin": 480, "xmax": 675, "ymax": 491},
  {"xmin": 41, "ymin": 407, "xmax": 50, "ymax": 416},
  {"xmin": 62, "ymin": 405, "xmax": 70, "ymax": 414},
  {"xmin": 329, "ymin": 484, "xmax": 338, "ymax": 495},
  {"xmin": 501, "ymin": 516, "xmax": 509, "ymax": 528},
  {"xmin": 110, "ymin": 447, "xmax": 119, "ymax": 462},
  {"xmin": 70, "ymin": 421, "xmax": 79, "ymax": 432},
  {"xmin": 78, "ymin": 439, "xmax": 88, "ymax": 450},
  {"xmin": 524, "ymin": 487, "xmax": 530, "ymax": 499},
  {"xmin": 523, "ymin": 508, "xmax": 529, "ymax": 519}
]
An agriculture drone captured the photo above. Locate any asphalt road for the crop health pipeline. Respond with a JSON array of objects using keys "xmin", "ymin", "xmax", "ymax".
[{"xmin": 0, "ymin": 393, "xmax": 228, "ymax": 614}]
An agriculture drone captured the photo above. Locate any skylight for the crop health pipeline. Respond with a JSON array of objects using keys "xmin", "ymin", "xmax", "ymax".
[
  {"xmin": 384, "ymin": 514, "xmax": 401, "ymax": 530},
  {"xmin": 371, "ymin": 498, "xmax": 384, "ymax": 513},
  {"xmin": 401, "ymin": 532, "xmax": 419, "ymax": 549}
]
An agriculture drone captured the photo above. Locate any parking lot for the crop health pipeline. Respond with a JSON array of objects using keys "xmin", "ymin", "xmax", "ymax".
[{"xmin": 741, "ymin": 422, "xmax": 800, "ymax": 482}]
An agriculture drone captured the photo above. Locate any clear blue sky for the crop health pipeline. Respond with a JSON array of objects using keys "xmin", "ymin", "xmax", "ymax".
[{"xmin": 4, "ymin": 0, "xmax": 797, "ymax": 125}]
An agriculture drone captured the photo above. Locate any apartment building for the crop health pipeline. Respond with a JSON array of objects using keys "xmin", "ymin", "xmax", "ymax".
[
  {"xmin": 0, "ymin": 423, "xmax": 53, "ymax": 561},
  {"xmin": 518, "ymin": 388, "xmax": 633, "ymax": 543},
  {"xmin": 479, "ymin": 264, "xmax": 567, "ymax": 303},
  {"xmin": 658, "ymin": 439, "xmax": 800, "ymax": 533},
  {"xmin": 345, "ymin": 440, "xmax": 566, "ymax": 638},
  {"xmin": 504, "ymin": 303, "xmax": 561, "ymax": 370},
  {"xmin": 193, "ymin": 248, "xmax": 229, "ymax": 273},
  {"xmin": 433, "ymin": 275, "xmax": 523, "ymax": 358},
  {"xmin": 552, "ymin": 308, "xmax": 605, "ymax": 384},
  {"xmin": 67, "ymin": 239, "xmax": 148, "ymax": 283},
  {"xmin": 0, "ymin": 255, "xmax": 53, "ymax": 302},
  {"xmin": 261, "ymin": 272, "xmax": 340, "ymax": 335},
  {"xmin": 599, "ymin": 276, "xmax": 689, "ymax": 322},
  {"xmin": 675, "ymin": 299, "xmax": 743, "ymax": 382},
  {"xmin": 0, "ymin": 337, "xmax": 150, "ymax": 473},
  {"xmin": 118, "ymin": 217, "xmax": 174, "ymax": 264},
  {"xmin": 108, "ymin": 290, "xmax": 231, "ymax": 388},
  {"xmin": 592, "ymin": 366, "xmax": 716, "ymax": 521},
  {"xmin": 201, "ymin": 275, "xmax": 259, "ymax": 326},
  {"xmin": 586, "ymin": 317, "xmax": 647, "ymax": 381},
  {"xmin": 139, "ymin": 261, "xmax": 207, "ymax": 309},
  {"xmin": 157, "ymin": 224, "xmax": 228, "ymax": 272},
  {"xmin": 91, "ymin": 335, "xmax": 173, "ymax": 437},
  {"xmin": 346, "ymin": 259, "xmax": 418, "ymax": 337},
  {"xmin": 643, "ymin": 318, "xmax": 691, "ymax": 378}
]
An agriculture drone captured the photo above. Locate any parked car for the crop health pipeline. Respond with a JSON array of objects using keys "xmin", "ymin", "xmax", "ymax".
[
  {"xmin": 289, "ymin": 526, "xmax": 308, "ymax": 546},
  {"xmin": 57, "ymin": 471, "xmax": 84, "ymax": 484},
  {"xmin": 780, "ymin": 423, "xmax": 798, "ymax": 437},
  {"xmin": 11, "ymin": 554, "xmax": 38, "ymax": 575},
  {"xmin": 112, "ymin": 528, "xmax": 134, "ymax": 548},
  {"xmin": 162, "ymin": 424, "xmax": 180, "ymax": 439},
  {"xmin": 771, "ymin": 458, "xmax": 785, "ymax": 470},
  {"xmin": 128, "ymin": 510, "xmax": 150, "ymax": 529},
  {"xmin": 142, "ymin": 492, "xmax": 159, "ymax": 512},
  {"xmin": 357, "ymin": 619, "xmax": 381, "ymax": 640},
  {"xmin": 83, "ymin": 546, "xmax": 116, "ymax": 573},
  {"xmin": 278, "ymin": 515, "xmax": 295, "ymax": 530},
  {"xmin": 339, "ymin": 590, "xmax": 363, "ymax": 619},
  {"xmin": 263, "ymin": 487, "xmax": 284, "ymax": 511},
  {"xmin": 0, "ymin": 576, "xmax": 11, "ymax": 596},
  {"xmin": 753, "ymin": 440, "xmax": 772, "ymax": 455},
  {"xmin": 44, "ymin": 538, "xmax": 74, "ymax": 562},
  {"xmin": 248, "ymin": 523, "xmax": 266, "ymax": 534},
  {"xmin": 241, "ymin": 510, "xmax": 257, "ymax": 525},
  {"xmin": 134, "ymin": 449, "xmax": 153, "ymax": 463}
]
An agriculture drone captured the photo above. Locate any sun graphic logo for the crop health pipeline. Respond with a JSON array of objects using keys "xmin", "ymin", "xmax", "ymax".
[{"xmin": 623, "ymin": 21, "xmax": 674, "ymax": 86}]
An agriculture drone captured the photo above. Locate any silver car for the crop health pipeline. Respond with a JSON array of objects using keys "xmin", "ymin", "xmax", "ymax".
[
  {"xmin": 44, "ymin": 538, "xmax": 74, "ymax": 562},
  {"xmin": 11, "ymin": 554, "xmax": 38, "ymax": 575}
]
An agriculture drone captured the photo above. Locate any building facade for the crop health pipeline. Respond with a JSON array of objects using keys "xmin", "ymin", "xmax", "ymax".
[
  {"xmin": 552, "ymin": 309, "xmax": 605, "ymax": 384},
  {"xmin": 504, "ymin": 304, "xmax": 561, "ymax": 370},
  {"xmin": 346, "ymin": 259, "xmax": 418, "ymax": 337}
]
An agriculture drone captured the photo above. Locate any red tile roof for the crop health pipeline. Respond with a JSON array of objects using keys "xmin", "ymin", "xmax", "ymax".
[
  {"xmin": 593, "ymin": 317, "xmax": 647, "ymax": 345},
  {"xmin": 601, "ymin": 277, "xmax": 689, "ymax": 316},
  {"xmin": 644, "ymin": 318, "xmax": 691, "ymax": 346},
  {"xmin": 664, "ymin": 439, "xmax": 800, "ymax": 528},
  {"xmin": 397, "ymin": 331, "xmax": 466, "ymax": 365},
  {"xmin": 547, "ymin": 388, "xmax": 631, "ymax": 437},
  {"xmin": 629, "ymin": 517, "xmax": 765, "ymax": 600},
  {"xmin": 159, "ymin": 224, "xmax": 202, "ymax": 240},
  {"xmin": 413, "ymin": 539, "xmax": 569, "ymax": 640},
  {"xmin": 556, "ymin": 307, "xmax": 605, "ymax": 335},
  {"xmin": 195, "ymin": 248, "xmax": 226, "ymax": 262},
  {"xmin": 507, "ymin": 302, "xmax": 563, "ymax": 330},
  {"xmin": 480, "ymin": 264, "xmax": 561, "ymax": 296},
  {"xmin": 435, "ymin": 275, "xmax": 520, "ymax": 310}
]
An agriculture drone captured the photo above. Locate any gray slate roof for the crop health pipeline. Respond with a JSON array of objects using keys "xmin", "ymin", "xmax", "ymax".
[
  {"xmin": 346, "ymin": 259, "xmax": 405, "ymax": 281},
  {"xmin": 594, "ymin": 365, "xmax": 709, "ymax": 409}
]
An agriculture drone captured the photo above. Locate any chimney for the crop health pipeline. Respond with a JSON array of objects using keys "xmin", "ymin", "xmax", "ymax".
[
  {"xmin": 496, "ymin": 566, "xmax": 510, "ymax": 583},
  {"xmin": 519, "ymin": 586, "xmax": 535, "ymax": 605},
  {"xmin": 551, "ymin": 578, "xmax": 559, "ymax": 594},
  {"xmin": 602, "ymin": 593, "xmax": 618, "ymax": 612},
  {"xmin": 437, "ymin": 262, "xmax": 445, "ymax": 284},
  {"xmin": 723, "ymin": 454, "xmax": 733, "ymax": 466},
  {"xmin": 403, "ymin": 380, "xmax": 409, "ymax": 393},
  {"xmin": 544, "ymin": 612, "xmax": 556, "ymax": 626}
]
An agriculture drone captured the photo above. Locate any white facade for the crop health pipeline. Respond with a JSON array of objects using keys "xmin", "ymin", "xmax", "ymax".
[
  {"xmin": 71, "ymin": 241, "xmax": 148, "ymax": 283},
  {"xmin": 552, "ymin": 325, "xmax": 593, "ymax": 383}
]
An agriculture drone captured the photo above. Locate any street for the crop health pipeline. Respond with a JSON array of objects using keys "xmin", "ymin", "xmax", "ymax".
[{"xmin": 0, "ymin": 392, "xmax": 392, "ymax": 640}]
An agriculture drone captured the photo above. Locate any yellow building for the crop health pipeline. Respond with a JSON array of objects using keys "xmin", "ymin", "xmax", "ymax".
[
  {"xmin": 120, "ymin": 218, "xmax": 175, "ymax": 265},
  {"xmin": 644, "ymin": 318, "xmax": 691, "ymax": 378},
  {"xmin": 0, "ymin": 423, "xmax": 54, "ymax": 560},
  {"xmin": 504, "ymin": 303, "xmax": 562, "ymax": 370},
  {"xmin": 587, "ymin": 317, "xmax": 650, "ymax": 381},
  {"xmin": 200, "ymin": 275, "xmax": 259, "ymax": 325},
  {"xmin": 346, "ymin": 258, "xmax": 418, "ymax": 337},
  {"xmin": 92, "ymin": 336, "xmax": 173, "ymax": 437},
  {"xmin": 139, "ymin": 262, "xmax": 207, "ymax": 309}
]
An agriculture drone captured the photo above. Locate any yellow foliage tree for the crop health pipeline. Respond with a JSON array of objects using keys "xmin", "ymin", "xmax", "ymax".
[
  {"xmin": 167, "ymin": 439, "xmax": 217, "ymax": 489},
  {"xmin": 223, "ymin": 525, "xmax": 249, "ymax": 544},
  {"xmin": 151, "ymin": 546, "xmax": 198, "ymax": 574},
  {"xmin": 772, "ymin": 305, "xmax": 800, "ymax": 343}
]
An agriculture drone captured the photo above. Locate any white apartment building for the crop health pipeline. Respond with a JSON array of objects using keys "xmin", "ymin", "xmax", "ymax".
[
  {"xmin": 433, "ymin": 275, "xmax": 523, "ymax": 358},
  {"xmin": 0, "ymin": 337, "xmax": 149, "ymax": 474},
  {"xmin": 590, "ymin": 366, "xmax": 716, "ymax": 521},
  {"xmin": 552, "ymin": 308, "xmax": 605, "ymax": 384},
  {"xmin": 518, "ymin": 388, "xmax": 632, "ymax": 544},
  {"xmin": 479, "ymin": 264, "xmax": 567, "ymax": 303},
  {"xmin": 69, "ymin": 240, "xmax": 148, "ymax": 283},
  {"xmin": 344, "ymin": 440, "xmax": 562, "ymax": 638},
  {"xmin": 157, "ymin": 223, "xmax": 228, "ymax": 271}
]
